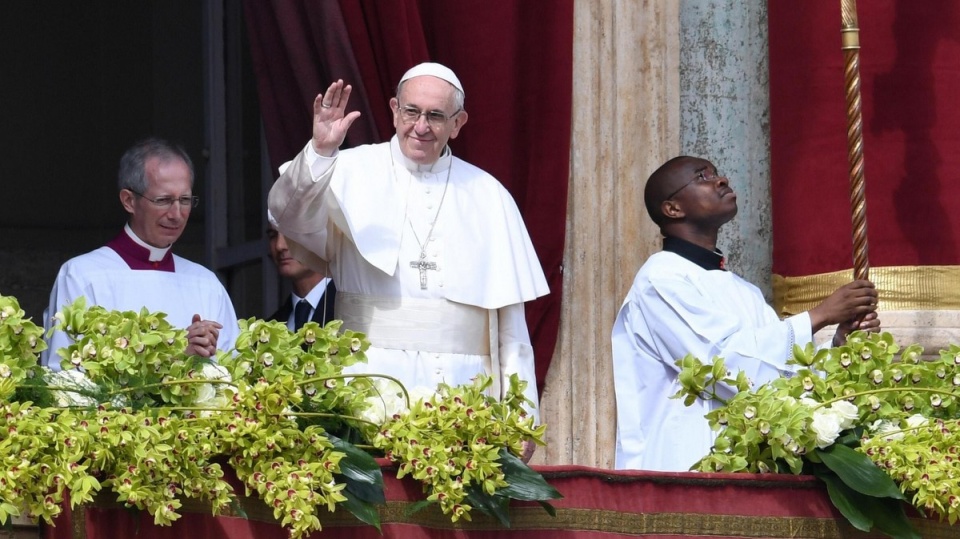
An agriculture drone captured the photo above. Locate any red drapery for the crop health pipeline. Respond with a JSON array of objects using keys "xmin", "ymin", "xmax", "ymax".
[
  {"xmin": 243, "ymin": 1, "xmax": 573, "ymax": 394},
  {"xmin": 44, "ymin": 465, "xmax": 956, "ymax": 538},
  {"xmin": 769, "ymin": 1, "xmax": 960, "ymax": 276}
]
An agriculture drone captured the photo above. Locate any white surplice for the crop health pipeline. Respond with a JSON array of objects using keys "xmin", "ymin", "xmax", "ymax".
[
  {"xmin": 268, "ymin": 137, "xmax": 548, "ymax": 415},
  {"xmin": 42, "ymin": 228, "xmax": 239, "ymax": 371},
  {"xmin": 611, "ymin": 251, "xmax": 812, "ymax": 471}
]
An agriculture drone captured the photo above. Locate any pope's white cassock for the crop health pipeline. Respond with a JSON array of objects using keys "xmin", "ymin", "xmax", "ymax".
[
  {"xmin": 611, "ymin": 240, "xmax": 811, "ymax": 471},
  {"xmin": 42, "ymin": 225, "xmax": 240, "ymax": 370},
  {"xmin": 268, "ymin": 137, "xmax": 548, "ymax": 415}
]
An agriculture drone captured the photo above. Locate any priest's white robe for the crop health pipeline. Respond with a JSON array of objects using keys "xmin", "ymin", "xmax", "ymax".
[
  {"xmin": 268, "ymin": 137, "xmax": 548, "ymax": 414},
  {"xmin": 611, "ymin": 251, "xmax": 812, "ymax": 471},
  {"xmin": 42, "ymin": 240, "xmax": 239, "ymax": 371}
]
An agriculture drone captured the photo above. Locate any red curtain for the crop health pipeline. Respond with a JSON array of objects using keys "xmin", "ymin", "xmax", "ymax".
[
  {"xmin": 769, "ymin": 1, "xmax": 960, "ymax": 276},
  {"xmin": 52, "ymin": 464, "xmax": 956, "ymax": 538},
  {"xmin": 243, "ymin": 1, "xmax": 574, "ymax": 395}
]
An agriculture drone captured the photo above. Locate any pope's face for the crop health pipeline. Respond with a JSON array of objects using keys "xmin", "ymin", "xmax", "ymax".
[
  {"xmin": 390, "ymin": 75, "xmax": 468, "ymax": 165},
  {"xmin": 121, "ymin": 156, "xmax": 193, "ymax": 248}
]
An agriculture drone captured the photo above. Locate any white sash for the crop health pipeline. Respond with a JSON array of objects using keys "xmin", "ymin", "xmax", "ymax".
[{"xmin": 335, "ymin": 292, "xmax": 490, "ymax": 356}]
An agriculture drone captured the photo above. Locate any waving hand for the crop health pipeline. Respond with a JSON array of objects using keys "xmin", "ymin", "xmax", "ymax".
[{"xmin": 312, "ymin": 79, "xmax": 362, "ymax": 157}]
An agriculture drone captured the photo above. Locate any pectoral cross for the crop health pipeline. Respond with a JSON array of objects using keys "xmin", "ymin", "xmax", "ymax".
[{"xmin": 410, "ymin": 253, "xmax": 438, "ymax": 289}]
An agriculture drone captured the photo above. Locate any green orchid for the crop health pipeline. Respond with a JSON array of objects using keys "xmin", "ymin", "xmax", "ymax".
[
  {"xmin": 672, "ymin": 331, "xmax": 960, "ymax": 539},
  {"xmin": 0, "ymin": 295, "xmax": 560, "ymax": 537}
]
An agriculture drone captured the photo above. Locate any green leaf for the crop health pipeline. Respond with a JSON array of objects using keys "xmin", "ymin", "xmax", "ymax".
[
  {"xmin": 817, "ymin": 470, "xmax": 920, "ymax": 539},
  {"xmin": 465, "ymin": 487, "xmax": 511, "ymax": 527},
  {"xmin": 710, "ymin": 358, "xmax": 727, "ymax": 383},
  {"xmin": 403, "ymin": 499, "xmax": 434, "ymax": 517},
  {"xmin": 228, "ymin": 498, "xmax": 248, "ymax": 520},
  {"xmin": 497, "ymin": 449, "xmax": 563, "ymax": 502},
  {"xmin": 340, "ymin": 490, "xmax": 382, "ymax": 532},
  {"xmin": 816, "ymin": 470, "xmax": 873, "ymax": 532},
  {"xmin": 816, "ymin": 444, "xmax": 904, "ymax": 500},
  {"xmin": 792, "ymin": 343, "xmax": 812, "ymax": 365},
  {"xmin": 328, "ymin": 434, "xmax": 385, "ymax": 504},
  {"xmin": 0, "ymin": 502, "xmax": 21, "ymax": 524},
  {"xmin": 537, "ymin": 500, "xmax": 557, "ymax": 517},
  {"xmin": 834, "ymin": 428, "xmax": 862, "ymax": 448},
  {"xmin": 82, "ymin": 475, "xmax": 102, "ymax": 493},
  {"xmin": 869, "ymin": 500, "xmax": 921, "ymax": 539}
]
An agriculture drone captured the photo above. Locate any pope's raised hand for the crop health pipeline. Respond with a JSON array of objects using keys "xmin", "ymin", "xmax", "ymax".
[{"xmin": 312, "ymin": 79, "xmax": 362, "ymax": 157}]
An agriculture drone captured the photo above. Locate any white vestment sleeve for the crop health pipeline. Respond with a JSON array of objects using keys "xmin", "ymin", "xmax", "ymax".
[
  {"xmin": 268, "ymin": 143, "xmax": 346, "ymax": 274},
  {"xmin": 496, "ymin": 302, "xmax": 540, "ymax": 422},
  {"xmin": 212, "ymin": 292, "xmax": 240, "ymax": 355},
  {"xmin": 612, "ymin": 253, "xmax": 815, "ymax": 471},
  {"xmin": 41, "ymin": 266, "xmax": 90, "ymax": 370},
  {"xmin": 638, "ymin": 275, "xmax": 807, "ymax": 400}
]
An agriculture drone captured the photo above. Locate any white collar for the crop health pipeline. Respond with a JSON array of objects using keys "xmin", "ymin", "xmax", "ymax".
[
  {"xmin": 390, "ymin": 136, "xmax": 453, "ymax": 174},
  {"xmin": 124, "ymin": 224, "xmax": 172, "ymax": 262},
  {"xmin": 291, "ymin": 277, "xmax": 331, "ymax": 308}
]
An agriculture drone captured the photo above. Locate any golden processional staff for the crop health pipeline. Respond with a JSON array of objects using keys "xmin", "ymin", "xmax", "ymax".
[{"xmin": 841, "ymin": 0, "xmax": 869, "ymax": 281}]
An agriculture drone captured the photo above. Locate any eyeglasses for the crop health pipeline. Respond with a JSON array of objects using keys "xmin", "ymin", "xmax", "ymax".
[
  {"xmin": 131, "ymin": 191, "xmax": 199, "ymax": 209},
  {"xmin": 664, "ymin": 168, "xmax": 725, "ymax": 200},
  {"xmin": 396, "ymin": 104, "xmax": 460, "ymax": 128}
]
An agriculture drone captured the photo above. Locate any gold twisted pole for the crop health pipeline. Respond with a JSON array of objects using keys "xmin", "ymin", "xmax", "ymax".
[{"xmin": 841, "ymin": 0, "xmax": 869, "ymax": 281}]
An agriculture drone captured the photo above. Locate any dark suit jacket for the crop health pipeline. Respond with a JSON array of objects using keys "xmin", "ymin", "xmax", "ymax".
[{"xmin": 268, "ymin": 281, "xmax": 337, "ymax": 327}]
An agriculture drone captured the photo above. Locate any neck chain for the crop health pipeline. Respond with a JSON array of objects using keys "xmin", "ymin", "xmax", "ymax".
[{"xmin": 391, "ymin": 149, "xmax": 453, "ymax": 289}]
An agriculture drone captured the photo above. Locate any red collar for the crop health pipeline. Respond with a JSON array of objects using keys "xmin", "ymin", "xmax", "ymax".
[{"xmin": 106, "ymin": 231, "xmax": 175, "ymax": 272}]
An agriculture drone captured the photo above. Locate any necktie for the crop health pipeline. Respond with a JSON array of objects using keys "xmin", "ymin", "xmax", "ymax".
[{"xmin": 294, "ymin": 299, "xmax": 312, "ymax": 331}]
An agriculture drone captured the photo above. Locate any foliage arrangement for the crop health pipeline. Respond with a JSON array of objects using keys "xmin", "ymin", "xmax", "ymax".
[
  {"xmin": 674, "ymin": 330, "xmax": 960, "ymax": 539},
  {"xmin": 0, "ymin": 295, "xmax": 559, "ymax": 537},
  {"xmin": 373, "ymin": 376, "xmax": 552, "ymax": 525}
]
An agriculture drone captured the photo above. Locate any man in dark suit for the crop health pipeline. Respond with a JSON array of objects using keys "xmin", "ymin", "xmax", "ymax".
[{"xmin": 267, "ymin": 224, "xmax": 336, "ymax": 329}]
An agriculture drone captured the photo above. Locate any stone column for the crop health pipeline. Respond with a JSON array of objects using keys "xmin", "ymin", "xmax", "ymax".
[
  {"xmin": 533, "ymin": 0, "xmax": 681, "ymax": 467},
  {"xmin": 679, "ymin": 0, "xmax": 772, "ymax": 297}
]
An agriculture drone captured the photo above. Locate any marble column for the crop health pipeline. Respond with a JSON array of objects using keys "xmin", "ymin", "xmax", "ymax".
[
  {"xmin": 679, "ymin": 0, "xmax": 772, "ymax": 297},
  {"xmin": 535, "ymin": 0, "xmax": 773, "ymax": 467},
  {"xmin": 536, "ymin": 0, "xmax": 957, "ymax": 470},
  {"xmin": 532, "ymin": 0, "xmax": 681, "ymax": 467}
]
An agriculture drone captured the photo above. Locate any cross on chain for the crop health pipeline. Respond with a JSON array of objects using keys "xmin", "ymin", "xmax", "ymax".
[{"xmin": 410, "ymin": 253, "xmax": 438, "ymax": 289}]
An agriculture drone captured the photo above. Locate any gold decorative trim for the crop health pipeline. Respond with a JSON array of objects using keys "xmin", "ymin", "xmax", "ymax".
[
  {"xmin": 773, "ymin": 265, "xmax": 960, "ymax": 317},
  {"xmin": 80, "ymin": 496, "xmax": 959, "ymax": 538},
  {"xmin": 72, "ymin": 504, "xmax": 87, "ymax": 539},
  {"xmin": 840, "ymin": 28, "xmax": 860, "ymax": 49},
  {"xmin": 77, "ymin": 469, "xmax": 960, "ymax": 538}
]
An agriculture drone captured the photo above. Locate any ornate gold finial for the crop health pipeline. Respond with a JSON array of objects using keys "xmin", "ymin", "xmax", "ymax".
[
  {"xmin": 840, "ymin": 0, "xmax": 860, "ymax": 50},
  {"xmin": 840, "ymin": 0, "xmax": 859, "ymax": 28}
]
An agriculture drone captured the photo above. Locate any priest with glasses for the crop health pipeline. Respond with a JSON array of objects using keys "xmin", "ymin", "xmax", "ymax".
[
  {"xmin": 42, "ymin": 138, "xmax": 238, "ymax": 369},
  {"xmin": 268, "ymin": 63, "xmax": 548, "ymax": 451}
]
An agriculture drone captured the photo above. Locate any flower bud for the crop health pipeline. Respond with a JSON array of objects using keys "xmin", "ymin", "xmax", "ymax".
[{"xmin": 839, "ymin": 353, "xmax": 852, "ymax": 368}]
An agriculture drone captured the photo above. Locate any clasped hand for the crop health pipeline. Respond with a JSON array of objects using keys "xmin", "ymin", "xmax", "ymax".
[{"xmin": 185, "ymin": 313, "xmax": 222, "ymax": 358}]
